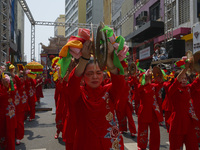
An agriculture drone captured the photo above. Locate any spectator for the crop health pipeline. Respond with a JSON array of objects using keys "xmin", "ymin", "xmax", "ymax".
[{"xmin": 153, "ymin": 44, "xmax": 168, "ymax": 61}]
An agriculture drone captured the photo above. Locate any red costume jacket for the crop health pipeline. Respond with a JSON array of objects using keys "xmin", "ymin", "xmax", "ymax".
[
  {"xmin": 168, "ymin": 78, "xmax": 200, "ymax": 135},
  {"xmin": 138, "ymin": 83, "xmax": 163, "ymax": 123},
  {"xmin": 0, "ymin": 83, "xmax": 16, "ymax": 150},
  {"xmin": 68, "ymin": 68, "xmax": 125, "ymax": 150}
]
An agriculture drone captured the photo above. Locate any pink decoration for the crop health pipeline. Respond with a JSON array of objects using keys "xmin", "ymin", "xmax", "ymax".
[
  {"xmin": 69, "ymin": 47, "xmax": 82, "ymax": 59},
  {"xmin": 26, "ymin": 70, "xmax": 31, "ymax": 75},
  {"xmin": 78, "ymin": 28, "xmax": 90, "ymax": 40},
  {"xmin": 182, "ymin": 56, "xmax": 187, "ymax": 61},
  {"xmin": 4, "ymin": 74, "xmax": 10, "ymax": 83}
]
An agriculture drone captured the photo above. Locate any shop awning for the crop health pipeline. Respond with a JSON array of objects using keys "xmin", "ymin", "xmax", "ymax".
[
  {"xmin": 125, "ymin": 21, "xmax": 164, "ymax": 42},
  {"xmin": 181, "ymin": 33, "xmax": 193, "ymax": 41}
]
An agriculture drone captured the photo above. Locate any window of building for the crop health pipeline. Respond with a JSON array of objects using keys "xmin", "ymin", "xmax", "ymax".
[
  {"xmin": 149, "ymin": 2, "xmax": 160, "ymax": 21},
  {"xmin": 86, "ymin": 0, "xmax": 92, "ymax": 9},
  {"xmin": 86, "ymin": 10, "xmax": 92, "ymax": 20},
  {"xmin": 135, "ymin": 0, "xmax": 140, "ymax": 3},
  {"xmin": 179, "ymin": 0, "xmax": 190, "ymax": 25}
]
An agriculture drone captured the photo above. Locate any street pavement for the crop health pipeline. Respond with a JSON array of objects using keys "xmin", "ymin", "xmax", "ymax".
[{"xmin": 15, "ymin": 88, "xmax": 188, "ymax": 150}]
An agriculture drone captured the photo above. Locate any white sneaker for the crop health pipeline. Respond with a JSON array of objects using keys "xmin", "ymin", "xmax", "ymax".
[{"xmin": 16, "ymin": 139, "xmax": 20, "ymax": 145}]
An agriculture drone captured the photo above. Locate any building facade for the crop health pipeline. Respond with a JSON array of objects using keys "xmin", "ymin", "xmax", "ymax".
[
  {"xmin": 120, "ymin": 0, "xmax": 200, "ymax": 69},
  {"xmin": 65, "ymin": 0, "xmax": 86, "ymax": 37},
  {"xmin": 86, "ymin": 0, "xmax": 103, "ymax": 24},
  {"xmin": 54, "ymin": 15, "xmax": 65, "ymax": 37},
  {"xmin": 0, "ymin": 0, "xmax": 25, "ymax": 64}
]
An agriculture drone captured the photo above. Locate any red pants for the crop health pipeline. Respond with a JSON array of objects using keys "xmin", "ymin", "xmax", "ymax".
[
  {"xmin": 116, "ymin": 106, "xmax": 136, "ymax": 134},
  {"xmin": 0, "ymin": 115, "xmax": 16, "ymax": 150},
  {"xmin": 169, "ymin": 131, "xmax": 198, "ymax": 150},
  {"xmin": 137, "ymin": 116, "xmax": 160, "ymax": 150},
  {"xmin": 65, "ymin": 142, "xmax": 73, "ymax": 150},
  {"xmin": 28, "ymin": 96, "xmax": 36, "ymax": 119},
  {"xmin": 164, "ymin": 111, "xmax": 171, "ymax": 132},
  {"xmin": 16, "ymin": 111, "xmax": 25, "ymax": 140}
]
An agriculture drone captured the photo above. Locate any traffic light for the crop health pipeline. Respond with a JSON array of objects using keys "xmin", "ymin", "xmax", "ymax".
[{"xmin": 198, "ymin": 0, "xmax": 200, "ymax": 18}]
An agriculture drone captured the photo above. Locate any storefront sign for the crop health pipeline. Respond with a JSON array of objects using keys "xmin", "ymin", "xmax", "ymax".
[
  {"xmin": 193, "ymin": 24, "xmax": 200, "ymax": 53},
  {"xmin": 139, "ymin": 47, "xmax": 150, "ymax": 59}
]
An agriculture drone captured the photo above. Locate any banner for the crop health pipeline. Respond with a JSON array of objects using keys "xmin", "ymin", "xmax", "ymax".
[
  {"xmin": 139, "ymin": 47, "xmax": 150, "ymax": 60},
  {"xmin": 193, "ymin": 24, "xmax": 200, "ymax": 54}
]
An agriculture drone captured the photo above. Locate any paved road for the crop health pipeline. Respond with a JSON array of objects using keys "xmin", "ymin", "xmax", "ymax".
[{"xmin": 15, "ymin": 88, "xmax": 188, "ymax": 150}]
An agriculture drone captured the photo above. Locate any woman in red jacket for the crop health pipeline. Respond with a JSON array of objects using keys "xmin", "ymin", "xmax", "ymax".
[
  {"xmin": 0, "ymin": 74, "xmax": 16, "ymax": 150},
  {"xmin": 168, "ymin": 60, "xmax": 200, "ymax": 150},
  {"xmin": 137, "ymin": 69, "xmax": 163, "ymax": 150},
  {"xmin": 10, "ymin": 70, "xmax": 29, "ymax": 145},
  {"xmin": 67, "ymin": 41, "xmax": 125, "ymax": 150},
  {"xmin": 35, "ymin": 75, "xmax": 44, "ymax": 104},
  {"xmin": 116, "ymin": 68, "xmax": 137, "ymax": 137}
]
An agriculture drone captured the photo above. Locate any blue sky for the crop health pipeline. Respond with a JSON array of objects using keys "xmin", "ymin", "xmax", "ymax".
[{"xmin": 24, "ymin": 0, "xmax": 65, "ymax": 62}]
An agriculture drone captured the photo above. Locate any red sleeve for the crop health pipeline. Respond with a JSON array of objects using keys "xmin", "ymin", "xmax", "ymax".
[
  {"xmin": 189, "ymin": 77, "xmax": 200, "ymax": 92},
  {"xmin": 168, "ymin": 78, "xmax": 180, "ymax": 97},
  {"xmin": 68, "ymin": 68, "xmax": 82, "ymax": 104},
  {"xmin": 109, "ymin": 73, "xmax": 125, "ymax": 104},
  {"xmin": 129, "ymin": 76, "xmax": 138, "ymax": 87},
  {"xmin": 154, "ymin": 82, "xmax": 163, "ymax": 93},
  {"xmin": 14, "ymin": 75, "xmax": 21, "ymax": 89},
  {"xmin": 30, "ymin": 79, "xmax": 36, "ymax": 87}
]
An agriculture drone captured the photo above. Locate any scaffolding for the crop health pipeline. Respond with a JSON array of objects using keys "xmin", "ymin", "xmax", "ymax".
[
  {"xmin": 164, "ymin": 0, "xmax": 174, "ymax": 45},
  {"xmin": 0, "ymin": 0, "xmax": 117, "ymax": 62},
  {"xmin": 0, "ymin": 0, "xmax": 10, "ymax": 65}
]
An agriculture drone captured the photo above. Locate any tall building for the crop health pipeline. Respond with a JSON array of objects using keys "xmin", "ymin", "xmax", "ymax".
[
  {"xmin": 86, "ymin": 0, "xmax": 103, "ymax": 24},
  {"xmin": 17, "ymin": 1, "xmax": 25, "ymax": 62},
  {"xmin": 65, "ymin": 0, "xmax": 86, "ymax": 37},
  {"xmin": 121, "ymin": 0, "xmax": 200, "ymax": 69},
  {"xmin": 111, "ymin": 0, "xmax": 124, "ymax": 36},
  {"xmin": 54, "ymin": 15, "xmax": 65, "ymax": 37}
]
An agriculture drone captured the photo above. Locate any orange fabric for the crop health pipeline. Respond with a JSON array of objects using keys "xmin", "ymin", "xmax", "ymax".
[{"xmin": 59, "ymin": 40, "xmax": 83, "ymax": 57}]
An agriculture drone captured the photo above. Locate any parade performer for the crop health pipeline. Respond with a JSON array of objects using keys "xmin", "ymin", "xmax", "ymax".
[
  {"xmin": 35, "ymin": 74, "xmax": 44, "ymax": 104},
  {"xmin": 60, "ymin": 59, "xmax": 77, "ymax": 150},
  {"xmin": 10, "ymin": 68, "xmax": 29, "ymax": 145},
  {"xmin": 190, "ymin": 73, "xmax": 200, "ymax": 144},
  {"xmin": 115, "ymin": 61, "xmax": 137, "ymax": 137},
  {"xmin": 0, "ymin": 72, "xmax": 16, "ymax": 150},
  {"xmin": 168, "ymin": 58, "xmax": 200, "ymax": 150},
  {"xmin": 67, "ymin": 40, "xmax": 125, "ymax": 150},
  {"xmin": 162, "ymin": 73, "xmax": 174, "ymax": 132},
  {"xmin": 137, "ymin": 69, "xmax": 163, "ymax": 150},
  {"xmin": 25, "ymin": 70, "xmax": 37, "ymax": 121}
]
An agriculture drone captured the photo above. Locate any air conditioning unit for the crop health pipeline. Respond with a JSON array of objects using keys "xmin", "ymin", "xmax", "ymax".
[{"xmin": 140, "ymin": 11, "xmax": 148, "ymax": 19}]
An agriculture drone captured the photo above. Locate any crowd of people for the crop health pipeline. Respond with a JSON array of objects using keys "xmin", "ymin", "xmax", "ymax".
[
  {"xmin": 1, "ymin": 26, "xmax": 200, "ymax": 150},
  {"xmin": 0, "ymin": 64, "xmax": 43, "ymax": 150},
  {"xmin": 52, "ymin": 36, "xmax": 200, "ymax": 150}
]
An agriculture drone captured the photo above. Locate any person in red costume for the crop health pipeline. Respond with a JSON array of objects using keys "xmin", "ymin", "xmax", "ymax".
[
  {"xmin": 25, "ymin": 70, "xmax": 37, "ymax": 121},
  {"xmin": 137, "ymin": 69, "xmax": 163, "ymax": 150},
  {"xmin": 35, "ymin": 74, "xmax": 44, "ymax": 104},
  {"xmin": 68, "ymin": 41, "xmax": 125, "ymax": 150},
  {"xmin": 162, "ymin": 77, "xmax": 174, "ymax": 132},
  {"xmin": 0, "ymin": 72, "xmax": 16, "ymax": 150},
  {"xmin": 189, "ymin": 73, "xmax": 200, "ymax": 144},
  {"xmin": 10, "ymin": 69, "xmax": 29, "ymax": 145},
  {"xmin": 168, "ymin": 58, "xmax": 200, "ymax": 150},
  {"xmin": 116, "ymin": 63, "xmax": 137, "ymax": 137},
  {"xmin": 55, "ymin": 79, "xmax": 67, "ymax": 139}
]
